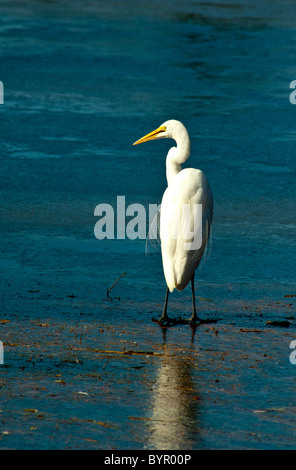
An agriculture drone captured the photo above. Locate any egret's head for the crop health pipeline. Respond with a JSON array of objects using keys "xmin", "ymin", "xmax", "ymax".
[{"xmin": 133, "ymin": 120, "xmax": 189, "ymax": 146}]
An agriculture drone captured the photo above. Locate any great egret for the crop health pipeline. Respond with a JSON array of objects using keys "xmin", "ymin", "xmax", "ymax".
[{"xmin": 133, "ymin": 120, "xmax": 216, "ymax": 326}]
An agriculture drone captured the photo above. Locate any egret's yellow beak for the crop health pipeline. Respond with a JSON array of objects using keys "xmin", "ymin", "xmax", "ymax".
[{"xmin": 133, "ymin": 125, "xmax": 167, "ymax": 145}]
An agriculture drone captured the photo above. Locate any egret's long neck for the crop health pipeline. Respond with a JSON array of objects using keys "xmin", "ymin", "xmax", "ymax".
[{"xmin": 166, "ymin": 138, "xmax": 190, "ymax": 186}]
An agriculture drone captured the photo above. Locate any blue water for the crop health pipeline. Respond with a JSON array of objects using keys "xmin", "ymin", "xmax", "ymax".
[{"xmin": 1, "ymin": 0, "xmax": 296, "ymax": 450}]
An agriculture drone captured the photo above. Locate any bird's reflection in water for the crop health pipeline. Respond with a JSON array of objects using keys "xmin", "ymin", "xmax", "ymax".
[{"xmin": 146, "ymin": 328, "xmax": 202, "ymax": 450}]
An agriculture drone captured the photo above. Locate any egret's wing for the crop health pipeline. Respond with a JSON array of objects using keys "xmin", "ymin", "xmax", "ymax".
[
  {"xmin": 145, "ymin": 206, "xmax": 161, "ymax": 255},
  {"xmin": 193, "ymin": 204, "xmax": 213, "ymax": 270},
  {"xmin": 196, "ymin": 220, "xmax": 212, "ymax": 270}
]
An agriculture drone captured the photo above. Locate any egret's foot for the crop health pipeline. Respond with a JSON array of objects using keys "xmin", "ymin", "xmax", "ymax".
[
  {"xmin": 189, "ymin": 316, "xmax": 217, "ymax": 325},
  {"xmin": 152, "ymin": 315, "xmax": 191, "ymax": 326},
  {"xmin": 152, "ymin": 315, "xmax": 178, "ymax": 326},
  {"xmin": 152, "ymin": 314, "xmax": 217, "ymax": 327}
]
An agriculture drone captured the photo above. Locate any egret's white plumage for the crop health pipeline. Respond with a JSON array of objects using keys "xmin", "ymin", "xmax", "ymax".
[
  {"xmin": 160, "ymin": 166, "xmax": 213, "ymax": 292},
  {"xmin": 133, "ymin": 119, "xmax": 215, "ymax": 326}
]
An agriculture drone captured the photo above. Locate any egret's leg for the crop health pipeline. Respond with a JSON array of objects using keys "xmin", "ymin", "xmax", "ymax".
[
  {"xmin": 152, "ymin": 288, "xmax": 177, "ymax": 326},
  {"xmin": 189, "ymin": 275, "xmax": 217, "ymax": 325},
  {"xmin": 190, "ymin": 275, "xmax": 199, "ymax": 323},
  {"xmin": 162, "ymin": 287, "xmax": 169, "ymax": 319}
]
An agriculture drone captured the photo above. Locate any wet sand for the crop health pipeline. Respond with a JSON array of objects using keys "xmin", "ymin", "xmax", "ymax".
[{"xmin": 0, "ymin": 293, "xmax": 295, "ymax": 450}]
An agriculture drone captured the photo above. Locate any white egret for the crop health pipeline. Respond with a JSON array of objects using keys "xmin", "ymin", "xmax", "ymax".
[{"xmin": 133, "ymin": 120, "xmax": 216, "ymax": 326}]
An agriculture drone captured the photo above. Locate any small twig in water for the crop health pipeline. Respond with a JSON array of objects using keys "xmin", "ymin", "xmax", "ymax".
[{"xmin": 107, "ymin": 272, "xmax": 127, "ymax": 298}]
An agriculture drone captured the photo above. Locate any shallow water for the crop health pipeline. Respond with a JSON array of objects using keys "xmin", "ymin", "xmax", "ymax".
[{"xmin": 0, "ymin": 0, "xmax": 296, "ymax": 450}]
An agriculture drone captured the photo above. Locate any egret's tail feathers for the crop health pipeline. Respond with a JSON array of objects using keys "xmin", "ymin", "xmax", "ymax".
[
  {"xmin": 164, "ymin": 273, "xmax": 176, "ymax": 293},
  {"xmin": 145, "ymin": 206, "xmax": 161, "ymax": 255},
  {"xmin": 197, "ymin": 220, "xmax": 212, "ymax": 270}
]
